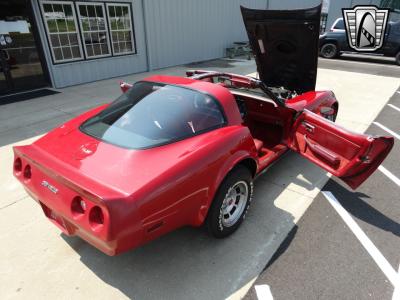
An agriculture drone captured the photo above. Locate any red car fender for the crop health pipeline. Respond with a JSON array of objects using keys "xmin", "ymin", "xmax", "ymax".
[
  {"xmin": 118, "ymin": 126, "xmax": 256, "ymax": 240},
  {"xmin": 196, "ymin": 131, "xmax": 258, "ymax": 225},
  {"xmin": 309, "ymin": 91, "xmax": 338, "ymax": 116},
  {"xmin": 213, "ymin": 150, "xmax": 257, "ymax": 192},
  {"xmin": 286, "ymin": 90, "xmax": 338, "ymax": 114}
]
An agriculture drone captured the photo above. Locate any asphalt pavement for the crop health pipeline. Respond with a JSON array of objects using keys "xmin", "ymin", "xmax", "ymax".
[
  {"xmin": 245, "ymin": 63, "xmax": 400, "ymax": 300},
  {"xmin": 319, "ymin": 53, "xmax": 400, "ymax": 78}
]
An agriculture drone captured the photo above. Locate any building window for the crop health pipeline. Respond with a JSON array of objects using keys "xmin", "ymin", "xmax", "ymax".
[
  {"xmin": 39, "ymin": 0, "xmax": 136, "ymax": 64},
  {"xmin": 106, "ymin": 3, "xmax": 135, "ymax": 55},
  {"xmin": 40, "ymin": 0, "xmax": 83, "ymax": 63},
  {"xmin": 76, "ymin": 2, "xmax": 111, "ymax": 58}
]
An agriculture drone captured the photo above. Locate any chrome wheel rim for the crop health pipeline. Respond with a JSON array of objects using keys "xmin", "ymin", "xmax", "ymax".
[{"xmin": 221, "ymin": 181, "xmax": 248, "ymax": 227}]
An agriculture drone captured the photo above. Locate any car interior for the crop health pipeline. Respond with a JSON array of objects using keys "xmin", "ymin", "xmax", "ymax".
[
  {"xmin": 198, "ymin": 75, "xmax": 291, "ymax": 166},
  {"xmin": 232, "ymin": 91, "xmax": 289, "ymax": 165},
  {"xmin": 116, "ymin": 78, "xmax": 291, "ymax": 161}
]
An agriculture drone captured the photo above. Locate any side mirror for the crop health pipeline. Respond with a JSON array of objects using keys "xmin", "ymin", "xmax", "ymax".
[
  {"xmin": 120, "ymin": 81, "xmax": 132, "ymax": 93},
  {"xmin": 320, "ymin": 106, "xmax": 335, "ymax": 120}
]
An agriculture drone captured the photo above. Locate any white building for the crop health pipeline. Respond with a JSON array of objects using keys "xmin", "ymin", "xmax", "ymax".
[{"xmin": 0, "ymin": 0, "xmax": 394, "ymax": 96}]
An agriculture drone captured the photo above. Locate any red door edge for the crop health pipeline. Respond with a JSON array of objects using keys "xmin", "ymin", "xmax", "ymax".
[
  {"xmin": 340, "ymin": 136, "xmax": 394, "ymax": 189},
  {"xmin": 288, "ymin": 110, "xmax": 394, "ymax": 190}
]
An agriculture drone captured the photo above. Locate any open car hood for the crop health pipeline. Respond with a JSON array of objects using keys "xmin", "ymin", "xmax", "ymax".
[{"xmin": 241, "ymin": 5, "xmax": 321, "ymax": 94}]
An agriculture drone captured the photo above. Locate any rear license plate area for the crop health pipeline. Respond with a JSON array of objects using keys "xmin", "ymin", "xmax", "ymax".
[{"xmin": 40, "ymin": 202, "xmax": 73, "ymax": 235}]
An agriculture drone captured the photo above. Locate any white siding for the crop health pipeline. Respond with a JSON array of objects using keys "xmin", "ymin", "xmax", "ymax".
[
  {"xmin": 34, "ymin": 0, "xmax": 383, "ymax": 88},
  {"xmin": 32, "ymin": 0, "xmax": 148, "ymax": 88},
  {"xmin": 143, "ymin": 0, "xmax": 267, "ymax": 70}
]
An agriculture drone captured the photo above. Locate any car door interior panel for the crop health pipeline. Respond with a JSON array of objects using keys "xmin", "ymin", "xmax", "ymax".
[{"xmin": 290, "ymin": 110, "xmax": 394, "ymax": 189}]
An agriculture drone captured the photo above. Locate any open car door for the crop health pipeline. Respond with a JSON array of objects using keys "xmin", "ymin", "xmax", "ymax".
[{"xmin": 288, "ymin": 110, "xmax": 394, "ymax": 189}]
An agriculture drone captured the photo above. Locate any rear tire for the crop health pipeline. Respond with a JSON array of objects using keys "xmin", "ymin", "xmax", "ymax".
[
  {"xmin": 320, "ymin": 43, "xmax": 339, "ymax": 59},
  {"xmin": 395, "ymin": 51, "xmax": 400, "ymax": 66},
  {"xmin": 206, "ymin": 165, "xmax": 253, "ymax": 238}
]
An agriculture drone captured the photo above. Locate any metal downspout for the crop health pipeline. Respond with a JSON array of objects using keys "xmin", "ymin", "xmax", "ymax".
[{"xmin": 141, "ymin": 0, "xmax": 153, "ymax": 71}]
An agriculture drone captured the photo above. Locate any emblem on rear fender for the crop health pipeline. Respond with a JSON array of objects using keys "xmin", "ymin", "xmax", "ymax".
[
  {"xmin": 342, "ymin": 5, "xmax": 389, "ymax": 52},
  {"xmin": 74, "ymin": 142, "xmax": 98, "ymax": 160},
  {"xmin": 41, "ymin": 180, "xmax": 59, "ymax": 194}
]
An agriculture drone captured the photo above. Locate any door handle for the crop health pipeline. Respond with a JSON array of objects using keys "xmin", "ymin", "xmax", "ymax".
[
  {"xmin": 304, "ymin": 135, "xmax": 340, "ymax": 166},
  {"xmin": 302, "ymin": 122, "xmax": 315, "ymax": 133}
]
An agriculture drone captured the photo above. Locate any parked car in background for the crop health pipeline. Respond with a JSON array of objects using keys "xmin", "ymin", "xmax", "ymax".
[
  {"xmin": 329, "ymin": 17, "xmax": 345, "ymax": 32},
  {"xmin": 319, "ymin": 20, "xmax": 400, "ymax": 65}
]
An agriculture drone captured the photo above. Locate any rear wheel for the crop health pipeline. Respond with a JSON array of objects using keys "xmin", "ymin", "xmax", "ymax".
[
  {"xmin": 320, "ymin": 43, "xmax": 339, "ymax": 59},
  {"xmin": 206, "ymin": 165, "xmax": 253, "ymax": 238},
  {"xmin": 395, "ymin": 51, "xmax": 400, "ymax": 66}
]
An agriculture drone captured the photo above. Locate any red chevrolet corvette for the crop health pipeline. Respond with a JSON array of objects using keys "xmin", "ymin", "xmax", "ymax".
[{"xmin": 13, "ymin": 6, "xmax": 393, "ymax": 255}]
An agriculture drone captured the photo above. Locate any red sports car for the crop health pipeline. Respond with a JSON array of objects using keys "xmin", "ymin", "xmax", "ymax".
[{"xmin": 13, "ymin": 6, "xmax": 393, "ymax": 255}]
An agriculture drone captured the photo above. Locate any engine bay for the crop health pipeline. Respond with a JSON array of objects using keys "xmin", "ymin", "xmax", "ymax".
[
  {"xmin": 269, "ymin": 86, "xmax": 298, "ymax": 102},
  {"xmin": 187, "ymin": 70, "xmax": 299, "ymax": 104}
]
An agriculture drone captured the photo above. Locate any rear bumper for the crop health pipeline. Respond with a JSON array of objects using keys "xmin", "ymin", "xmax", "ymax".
[
  {"xmin": 25, "ymin": 187, "xmax": 119, "ymax": 256},
  {"xmin": 13, "ymin": 145, "xmax": 145, "ymax": 256}
]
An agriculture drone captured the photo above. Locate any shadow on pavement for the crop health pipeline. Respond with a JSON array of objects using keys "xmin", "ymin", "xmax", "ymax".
[
  {"xmin": 60, "ymin": 158, "xmax": 399, "ymax": 299},
  {"xmin": 262, "ymin": 225, "xmax": 298, "ymax": 271},
  {"xmin": 60, "ymin": 157, "xmax": 304, "ymax": 300},
  {"xmin": 324, "ymin": 180, "xmax": 400, "ymax": 237},
  {"xmin": 0, "ymin": 89, "xmax": 59, "ymax": 105}
]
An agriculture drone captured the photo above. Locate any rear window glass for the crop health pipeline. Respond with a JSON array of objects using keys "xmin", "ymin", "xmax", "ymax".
[
  {"xmin": 334, "ymin": 19, "xmax": 345, "ymax": 29},
  {"xmin": 80, "ymin": 81, "xmax": 226, "ymax": 149}
]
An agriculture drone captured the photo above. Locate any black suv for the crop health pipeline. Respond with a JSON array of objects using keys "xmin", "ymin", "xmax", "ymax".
[{"xmin": 319, "ymin": 18, "xmax": 400, "ymax": 65}]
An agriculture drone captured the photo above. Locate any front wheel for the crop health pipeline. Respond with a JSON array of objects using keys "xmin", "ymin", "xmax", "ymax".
[
  {"xmin": 320, "ymin": 43, "xmax": 339, "ymax": 59},
  {"xmin": 395, "ymin": 51, "xmax": 400, "ymax": 66},
  {"xmin": 206, "ymin": 165, "xmax": 253, "ymax": 238}
]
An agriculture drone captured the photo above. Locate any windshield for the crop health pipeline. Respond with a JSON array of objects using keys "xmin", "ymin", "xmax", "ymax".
[{"xmin": 80, "ymin": 81, "xmax": 226, "ymax": 149}]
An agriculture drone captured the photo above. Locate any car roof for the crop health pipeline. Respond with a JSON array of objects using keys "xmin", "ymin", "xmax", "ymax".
[{"xmin": 142, "ymin": 75, "xmax": 243, "ymax": 125}]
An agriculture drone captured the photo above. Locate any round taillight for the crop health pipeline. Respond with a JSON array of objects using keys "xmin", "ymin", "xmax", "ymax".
[
  {"xmin": 71, "ymin": 196, "xmax": 86, "ymax": 218},
  {"xmin": 14, "ymin": 158, "xmax": 22, "ymax": 174},
  {"xmin": 89, "ymin": 206, "xmax": 104, "ymax": 231},
  {"xmin": 23, "ymin": 165, "xmax": 32, "ymax": 180}
]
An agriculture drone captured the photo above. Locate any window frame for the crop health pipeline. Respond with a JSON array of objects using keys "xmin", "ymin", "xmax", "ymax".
[
  {"xmin": 39, "ymin": 0, "xmax": 84, "ymax": 63},
  {"xmin": 38, "ymin": 0, "xmax": 137, "ymax": 65},
  {"xmin": 75, "ymin": 1, "xmax": 112, "ymax": 59},
  {"xmin": 106, "ymin": 2, "xmax": 136, "ymax": 56}
]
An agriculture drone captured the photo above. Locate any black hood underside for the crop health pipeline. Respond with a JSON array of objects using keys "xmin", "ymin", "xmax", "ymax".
[{"xmin": 241, "ymin": 5, "xmax": 321, "ymax": 94}]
